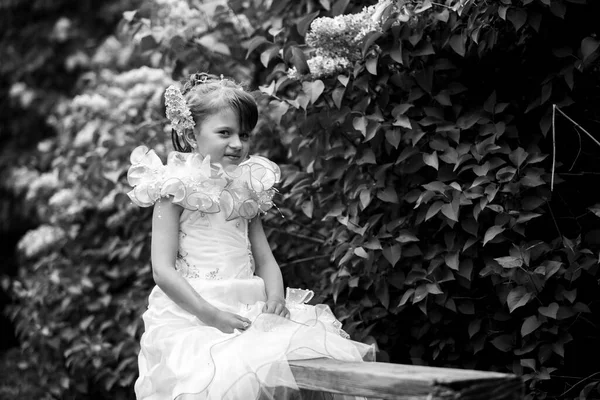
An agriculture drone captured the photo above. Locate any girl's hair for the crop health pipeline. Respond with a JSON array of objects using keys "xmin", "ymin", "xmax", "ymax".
[{"xmin": 172, "ymin": 73, "xmax": 258, "ymax": 152}]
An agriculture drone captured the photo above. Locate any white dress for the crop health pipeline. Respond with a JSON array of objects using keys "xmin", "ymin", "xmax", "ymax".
[{"xmin": 127, "ymin": 146, "xmax": 375, "ymax": 400}]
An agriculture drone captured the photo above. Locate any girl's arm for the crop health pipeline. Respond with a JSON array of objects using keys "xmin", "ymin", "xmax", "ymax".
[
  {"xmin": 151, "ymin": 197, "xmax": 250, "ymax": 332},
  {"xmin": 249, "ymin": 216, "xmax": 289, "ymax": 318}
]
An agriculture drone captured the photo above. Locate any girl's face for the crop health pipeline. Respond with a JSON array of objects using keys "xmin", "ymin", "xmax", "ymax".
[{"xmin": 192, "ymin": 108, "xmax": 250, "ymax": 167}]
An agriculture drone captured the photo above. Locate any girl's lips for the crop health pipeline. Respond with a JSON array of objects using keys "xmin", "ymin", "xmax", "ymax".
[{"xmin": 224, "ymin": 155, "xmax": 241, "ymax": 163}]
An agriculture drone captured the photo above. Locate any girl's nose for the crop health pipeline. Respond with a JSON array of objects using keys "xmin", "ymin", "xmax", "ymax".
[{"xmin": 229, "ymin": 134, "xmax": 242, "ymax": 149}]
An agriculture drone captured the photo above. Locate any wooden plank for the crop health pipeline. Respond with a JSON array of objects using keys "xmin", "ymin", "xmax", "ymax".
[{"xmin": 288, "ymin": 358, "xmax": 523, "ymax": 400}]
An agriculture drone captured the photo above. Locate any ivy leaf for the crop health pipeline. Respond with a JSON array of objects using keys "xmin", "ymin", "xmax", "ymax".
[
  {"xmin": 363, "ymin": 238, "xmax": 382, "ymax": 250},
  {"xmin": 243, "ymin": 36, "xmax": 270, "ymax": 58},
  {"xmin": 449, "ymin": 33, "xmax": 466, "ymax": 57},
  {"xmin": 423, "ymin": 151, "xmax": 439, "ymax": 170},
  {"xmin": 425, "ymin": 201, "xmax": 444, "ymax": 221},
  {"xmin": 396, "ymin": 230, "xmax": 419, "ymax": 243},
  {"xmin": 457, "ymin": 111, "xmax": 482, "ymax": 129},
  {"xmin": 509, "ymin": 147, "xmax": 528, "ymax": 168},
  {"xmin": 516, "ymin": 212, "xmax": 542, "ymax": 224},
  {"xmin": 366, "ymin": 57, "xmax": 378, "ymax": 75},
  {"xmin": 483, "ymin": 226, "xmax": 505, "ymax": 246},
  {"xmin": 507, "ymin": 286, "xmax": 533, "ymax": 313},
  {"xmin": 415, "ymin": 0, "xmax": 432, "ymax": 13},
  {"xmin": 353, "ymin": 247, "xmax": 368, "ymax": 259},
  {"xmin": 296, "ymin": 11, "xmax": 320, "ymax": 36},
  {"xmin": 541, "ymin": 260, "xmax": 563, "ymax": 278},
  {"xmin": 269, "ymin": 100, "xmax": 289, "ymax": 125},
  {"xmin": 473, "ymin": 162, "xmax": 490, "ymax": 177},
  {"xmin": 426, "ymin": 283, "xmax": 443, "ymax": 295},
  {"xmin": 376, "ymin": 278, "xmax": 390, "ymax": 308},
  {"xmin": 378, "ymin": 187, "xmax": 399, "ymax": 203},
  {"xmin": 392, "ymin": 103, "xmax": 413, "ymax": 116},
  {"xmin": 494, "ymin": 256, "xmax": 523, "ymax": 269},
  {"xmin": 507, "ymin": 8, "xmax": 527, "ymax": 32},
  {"xmin": 413, "ymin": 284, "xmax": 428, "ymax": 303},
  {"xmin": 538, "ymin": 303, "xmax": 559, "ymax": 319},
  {"xmin": 445, "ymin": 252, "xmax": 459, "ymax": 271},
  {"xmin": 332, "ymin": 87, "xmax": 345, "ymax": 109},
  {"xmin": 302, "ymin": 80, "xmax": 325, "ymax": 104},
  {"xmin": 398, "ymin": 289, "xmax": 414, "ymax": 306},
  {"xmin": 362, "ymin": 32, "xmax": 383, "ymax": 57},
  {"xmin": 550, "ymin": 1, "xmax": 566, "ymax": 19},
  {"xmin": 461, "ymin": 218, "xmax": 478, "ymax": 236},
  {"xmin": 301, "ymin": 200, "xmax": 313, "ymax": 218},
  {"xmin": 382, "ymin": 244, "xmax": 401, "ymax": 266},
  {"xmin": 496, "ymin": 166, "xmax": 517, "ymax": 182},
  {"xmin": 458, "ymin": 259, "xmax": 473, "ymax": 280},
  {"xmin": 390, "ymin": 43, "xmax": 403, "ymax": 64},
  {"xmin": 581, "ymin": 37, "xmax": 600, "ymax": 62},
  {"xmin": 290, "ymin": 47, "xmax": 309, "ymax": 75},
  {"xmin": 521, "ymin": 315, "xmax": 542, "ymax": 337},
  {"xmin": 491, "ymin": 334, "xmax": 513, "ymax": 352},
  {"xmin": 498, "ymin": 5, "xmax": 509, "ymax": 19},
  {"xmin": 520, "ymin": 170, "xmax": 545, "ymax": 187},
  {"xmin": 522, "ymin": 196, "xmax": 545, "ymax": 211},
  {"xmin": 468, "ymin": 319, "xmax": 481, "ymax": 338},
  {"xmin": 385, "ymin": 129, "xmax": 401, "ymax": 149},
  {"xmin": 441, "ymin": 201, "xmax": 459, "ymax": 222},
  {"xmin": 359, "ymin": 189, "xmax": 372, "ymax": 209},
  {"xmin": 353, "ymin": 116, "xmax": 367, "ymax": 136},
  {"xmin": 393, "ymin": 115, "xmax": 412, "ymax": 129},
  {"xmin": 484, "ymin": 91, "xmax": 496, "ymax": 113},
  {"xmin": 422, "ymin": 181, "xmax": 447, "ymax": 193},
  {"xmin": 564, "ymin": 288, "xmax": 577, "ymax": 303}
]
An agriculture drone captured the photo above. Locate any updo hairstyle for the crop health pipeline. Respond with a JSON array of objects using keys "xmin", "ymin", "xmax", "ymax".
[{"xmin": 172, "ymin": 73, "xmax": 258, "ymax": 152}]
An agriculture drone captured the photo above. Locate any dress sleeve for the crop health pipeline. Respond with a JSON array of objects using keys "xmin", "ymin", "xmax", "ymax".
[
  {"xmin": 126, "ymin": 145, "xmax": 167, "ymax": 208},
  {"xmin": 126, "ymin": 146, "xmax": 281, "ymax": 219}
]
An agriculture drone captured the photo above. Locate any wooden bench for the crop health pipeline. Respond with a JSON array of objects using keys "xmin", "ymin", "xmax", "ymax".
[{"xmin": 289, "ymin": 358, "xmax": 524, "ymax": 400}]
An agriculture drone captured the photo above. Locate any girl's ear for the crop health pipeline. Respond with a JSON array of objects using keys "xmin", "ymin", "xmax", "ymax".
[{"xmin": 184, "ymin": 131, "xmax": 196, "ymax": 148}]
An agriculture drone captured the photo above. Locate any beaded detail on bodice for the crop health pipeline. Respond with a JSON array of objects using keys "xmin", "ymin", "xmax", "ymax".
[{"xmin": 173, "ymin": 209, "xmax": 255, "ymax": 280}]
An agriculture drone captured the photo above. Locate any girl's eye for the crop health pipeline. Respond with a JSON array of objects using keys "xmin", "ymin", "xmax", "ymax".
[
  {"xmin": 240, "ymin": 132, "xmax": 250, "ymax": 141},
  {"xmin": 219, "ymin": 130, "xmax": 230, "ymax": 136}
]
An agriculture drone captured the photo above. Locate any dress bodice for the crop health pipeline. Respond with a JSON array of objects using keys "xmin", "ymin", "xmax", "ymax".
[
  {"xmin": 126, "ymin": 145, "xmax": 281, "ymax": 281},
  {"xmin": 175, "ymin": 210, "xmax": 253, "ymax": 280}
]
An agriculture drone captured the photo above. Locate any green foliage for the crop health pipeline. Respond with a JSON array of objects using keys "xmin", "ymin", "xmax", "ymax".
[
  {"xmin": 8, "ymin": 62, "xmax": 174, "ymax": 397},
  {"xmin": 246, "ymin": 0, "xmax": 600, "ymax": 398},
  {"xmin": 5, "ymin": 0, "xmax": 600, "ymax": 399}
]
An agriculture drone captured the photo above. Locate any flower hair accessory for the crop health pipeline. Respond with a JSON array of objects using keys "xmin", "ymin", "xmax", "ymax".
[{"xmin": 165, "ymin": 85, "xmax": 195, "ymax": 136}]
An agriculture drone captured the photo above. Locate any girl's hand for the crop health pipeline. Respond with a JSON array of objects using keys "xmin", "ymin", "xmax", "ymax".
[
  {"xmin": 207, "ymin": 310, "xmax": 251, "ymax": 334},
  {"xmin": 262, "ymin": 298, "xmax": 290, "ymax": 319}
]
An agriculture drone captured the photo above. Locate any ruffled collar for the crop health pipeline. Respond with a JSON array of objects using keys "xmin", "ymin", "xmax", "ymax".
[{"xmin": 127, "ymin": 145, "xmax": 280, "ymax": 220}]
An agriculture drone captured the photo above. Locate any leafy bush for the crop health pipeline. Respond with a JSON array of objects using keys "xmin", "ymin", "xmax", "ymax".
[
  {"xmin": 7, "ymin": 64, "xmax": 174, "ymax": 398},
  {"xmin": 6, "ymin": 0, "xmax": 600, "ymax": 399},
  {"xmin": 247, "ymin": 0, "xmax": 600, "ymax": 398}
]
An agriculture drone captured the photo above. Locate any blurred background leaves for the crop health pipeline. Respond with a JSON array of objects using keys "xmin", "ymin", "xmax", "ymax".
[{"xmin": 2, "ymin": 0, "xmax": 600, "ymax": 399}]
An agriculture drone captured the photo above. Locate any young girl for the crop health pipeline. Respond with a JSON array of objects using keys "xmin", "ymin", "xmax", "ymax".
[{"xmin": 128, "ymin": 73, "xmax": 374, "ymax": 399}]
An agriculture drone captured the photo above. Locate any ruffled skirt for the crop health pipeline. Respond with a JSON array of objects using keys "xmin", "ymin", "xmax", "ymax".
[{"xmin": 134, "ymin": 277, "xmax": 375, "ymax": 400}]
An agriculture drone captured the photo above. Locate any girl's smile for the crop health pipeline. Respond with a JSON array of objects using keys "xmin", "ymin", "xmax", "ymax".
[{"xmin": 192, "ymin": 108, "xmax": 250, "ymax": 167}]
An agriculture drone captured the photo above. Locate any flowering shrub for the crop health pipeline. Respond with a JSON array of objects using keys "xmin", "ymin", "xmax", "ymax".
[
  {"xmin": 7, "ymin": 62, "xmax": 174, "ymax": 397},
  {"xmin": 6, "ymin": 0, "xmax": 600, "ymax": 399},
  {"xmin": 5, "ymin": 0, "xmax": 277, "ymax": 395},
  {"xmin": 287, "ymin": 2, "xmax": 385, "ymax": 79},
  {"xmin": 248, "ymin": 0, "xmax": 600, "ymax": 398}
]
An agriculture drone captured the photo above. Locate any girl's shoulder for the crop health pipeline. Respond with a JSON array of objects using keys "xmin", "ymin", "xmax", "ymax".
[{"xmin": 126, "ymin": 145, "xmax": 280, "ymax": 219}]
